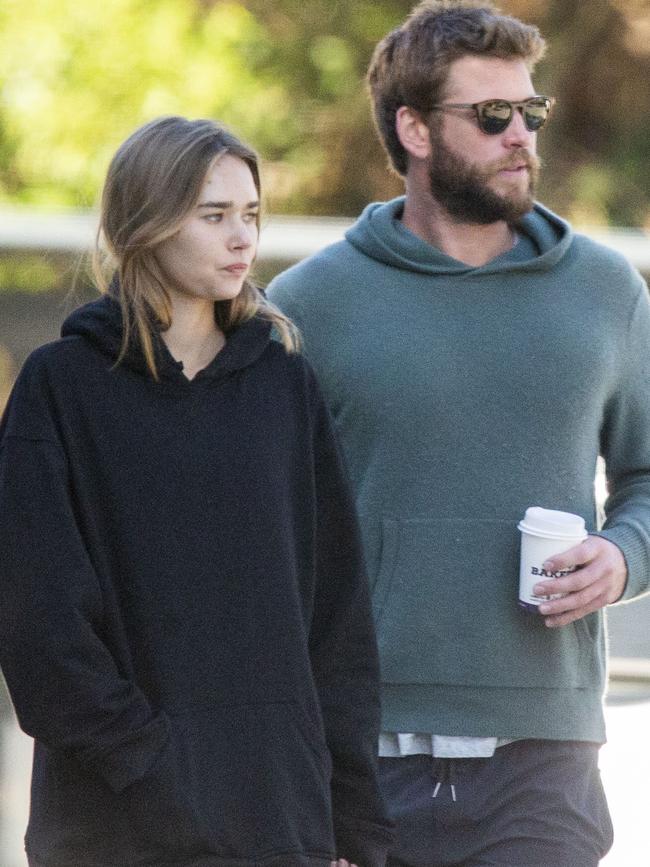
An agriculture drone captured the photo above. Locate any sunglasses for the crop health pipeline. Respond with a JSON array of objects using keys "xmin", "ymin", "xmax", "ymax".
[{"xmin": 429, "ymin": 96, "xmax": 554, "ymax": 135}]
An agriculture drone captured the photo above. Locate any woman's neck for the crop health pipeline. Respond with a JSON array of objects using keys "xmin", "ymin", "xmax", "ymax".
[{"xmin": 161, "ymin": 293, "xmax": 225, "ymax": 380}]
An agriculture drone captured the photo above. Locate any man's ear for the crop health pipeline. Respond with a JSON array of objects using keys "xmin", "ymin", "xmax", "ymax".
[{"xmin": 395, "ymin": 106, "xmax": 432, "ymax": 161}]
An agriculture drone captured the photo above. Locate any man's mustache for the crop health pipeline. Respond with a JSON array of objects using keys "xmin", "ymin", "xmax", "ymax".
[{"xmin": 491, "ymin": 149, "xmax": 541, "ymax": 173}]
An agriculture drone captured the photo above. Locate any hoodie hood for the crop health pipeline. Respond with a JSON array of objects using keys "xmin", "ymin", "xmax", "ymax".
[
  {"xmin": 61, "ymin": 294, "xmax": 272, "ymax": 384},
  {"xmin": 345, "ymin": 196, "xmax": 573, "ymax": 276}
]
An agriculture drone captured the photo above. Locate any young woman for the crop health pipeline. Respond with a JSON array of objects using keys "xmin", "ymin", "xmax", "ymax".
[{"xmin": 0, "ymin": 116, "xmax": 392, "ymax": 867}]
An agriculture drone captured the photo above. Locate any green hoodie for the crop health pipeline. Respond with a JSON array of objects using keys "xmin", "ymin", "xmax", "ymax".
[{"xmin": 268, "ymin": 198, "xmax": 650, "ymax": 743}]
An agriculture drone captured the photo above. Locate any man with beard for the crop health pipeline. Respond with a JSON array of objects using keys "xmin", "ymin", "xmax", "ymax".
[{"xmin": 268, "ymin": 2, "xmax": 650, "ymax": 864}]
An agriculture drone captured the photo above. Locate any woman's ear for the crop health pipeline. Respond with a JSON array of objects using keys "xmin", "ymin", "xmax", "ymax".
[{"xmin": 395, "ymin": 106, "xmax": 432, "ymax": 161}]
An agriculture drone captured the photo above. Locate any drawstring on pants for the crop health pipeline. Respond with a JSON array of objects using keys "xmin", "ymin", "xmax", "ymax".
[{"xmin": 431, "ymin": 758, "xmax": 457, "ymax": 801}]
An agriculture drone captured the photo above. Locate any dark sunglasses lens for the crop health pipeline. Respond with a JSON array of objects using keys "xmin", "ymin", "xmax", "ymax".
[
  {"xmin": 478, "ymin": 98, "xmax": 551, "ymax": 134},
  {"xmin": 523, "ymin": 99, "xmax": 550, "ymax": 131},
  {"xmin": 478, "ymin": 101, "xmax": 512, "ymax": 134}
]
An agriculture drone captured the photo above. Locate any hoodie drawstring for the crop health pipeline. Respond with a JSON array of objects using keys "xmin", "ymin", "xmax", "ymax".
[{"xmin": 432, "ymin": 758, "xmax": 457, "ymax": 801}]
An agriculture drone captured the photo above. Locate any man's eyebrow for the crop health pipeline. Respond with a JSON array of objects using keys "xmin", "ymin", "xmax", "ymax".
[{"xmin": 197, "ymin": 200, "xmax": 260, "ymax": 209}]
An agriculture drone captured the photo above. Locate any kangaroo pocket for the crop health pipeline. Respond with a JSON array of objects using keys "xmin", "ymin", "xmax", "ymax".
[
  {"xmin": 29, "ymin": 702, "xmax": 334, "ymax": 864},
  {"xmin": 367, "ymin": 516, "xmax": 596, "ymax": 689},
  {"xmin": 155, "ymin": 700, "xmax": 335, "ymax": 858}
]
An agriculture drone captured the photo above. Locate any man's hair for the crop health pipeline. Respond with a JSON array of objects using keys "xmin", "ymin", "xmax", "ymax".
[
  {"xmin": 367, "ymin": 0, "xmax": 546, "ymax": 176},
  {"xmin": 94, "ymin": 116, "xmax": 298, "ymax": 378}
]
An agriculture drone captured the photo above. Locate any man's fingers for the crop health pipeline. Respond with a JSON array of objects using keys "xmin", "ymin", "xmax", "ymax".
[
  {"xmin": 534, "ymin": 538, "xmax": 627, "ymax": 616},
  {"xmin": 541, "ymin": 537, "xmax": 597, "ymax": 573},
  {"xmin": 543, "ymin": 593, "xmax": 610, "ymax": 627},
  {"xmin": 538, "ymin": 579, "xmax": 608, "ymax": 618},
  {"xmin": 533, "ymin": 564, "xmax": 597, "ymax": 599}
]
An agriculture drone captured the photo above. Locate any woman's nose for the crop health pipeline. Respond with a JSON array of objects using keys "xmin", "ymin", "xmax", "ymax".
[{"xmin": 229, "ymin": 221, "xmax": 256, "ymax": 250}]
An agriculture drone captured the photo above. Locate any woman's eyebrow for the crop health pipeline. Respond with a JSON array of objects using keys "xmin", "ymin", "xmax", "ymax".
[{"xmin": 197, "ymin": 200, "xmax": 260, "ymax": 209}]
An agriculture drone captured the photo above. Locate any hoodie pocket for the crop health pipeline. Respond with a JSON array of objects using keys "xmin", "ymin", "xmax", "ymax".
[
  {"xmin": 367, "ymin": 517, "xmax": 596, "ymax": 690},
  {"xmin": 124, "ymin": 730, "xmax": 211, "ymax": 854},
  {"xmin": 132, "ymin": 701, "xmax": 335, "ymax": 859}
]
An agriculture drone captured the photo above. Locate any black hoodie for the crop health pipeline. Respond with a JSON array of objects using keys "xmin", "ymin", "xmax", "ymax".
[{"xmin": 0, "ymin": 295, "xmax": 393, "ymax": 867}]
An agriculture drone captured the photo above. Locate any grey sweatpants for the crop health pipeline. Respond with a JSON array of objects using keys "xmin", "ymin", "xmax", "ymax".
[{"xmin": 380, "ymin": 739, "xmax": 613, "ymax": 867}]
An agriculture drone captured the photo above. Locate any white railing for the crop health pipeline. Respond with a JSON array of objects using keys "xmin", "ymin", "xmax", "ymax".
[{"xmin": 1, "ymin": 207, "xmax": 649, "ymax": 271}]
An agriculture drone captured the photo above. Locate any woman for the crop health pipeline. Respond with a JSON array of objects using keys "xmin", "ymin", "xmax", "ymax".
[{"xmin": 0, "ymin": 116, "xmax": 392, "ymax": 867}]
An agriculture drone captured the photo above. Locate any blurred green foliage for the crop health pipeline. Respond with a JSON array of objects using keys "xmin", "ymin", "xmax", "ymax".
[
  {"xmin": 0, "ymin": 253, "xmax": 61, "ymax": 293},
  {"xmin": 0, "ymin": 0, "xmax": 649, "ymax": 224}
]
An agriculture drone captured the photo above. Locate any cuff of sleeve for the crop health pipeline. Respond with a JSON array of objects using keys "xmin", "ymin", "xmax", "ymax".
[
  {"xmin": 90, "ymin": 713, "xmax": 171, "ymax": 793},
  {"xmin": 593, "ymin": 523, "xmax": 650, "ymax": 601},
  {"xmin": 334, "ymin": 816, "xmax": 394, "ymax": 867}
]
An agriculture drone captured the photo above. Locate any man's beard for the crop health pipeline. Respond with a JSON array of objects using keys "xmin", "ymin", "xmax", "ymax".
[{"xmin": 427, "ymin": 125, "xmax": 540, "ymax": 225}]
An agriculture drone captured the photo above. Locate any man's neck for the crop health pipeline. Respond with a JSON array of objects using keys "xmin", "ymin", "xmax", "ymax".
[{"xmin": 401, "ymin": 185, "xmax": 516, "ymax": 268}]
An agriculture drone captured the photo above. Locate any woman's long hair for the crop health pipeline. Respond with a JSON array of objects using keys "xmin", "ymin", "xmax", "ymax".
[{"xmin": 93, "ymin": 116, "xmax": 299, "ymax": 378}]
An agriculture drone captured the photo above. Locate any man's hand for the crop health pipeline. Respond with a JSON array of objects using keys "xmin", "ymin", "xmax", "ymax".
[
  {"xmin": 330, "ymin": 861, "xmax": 358, "ymax": 867},
  {"xmin": 532, "ymin": 536, "xmax": 627, "ymax": 628}
]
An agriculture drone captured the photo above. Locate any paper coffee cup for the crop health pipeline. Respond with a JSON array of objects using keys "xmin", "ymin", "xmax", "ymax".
[{"xmin": 517, "ymin": 507, "xmax": 587, "ymax": 612}]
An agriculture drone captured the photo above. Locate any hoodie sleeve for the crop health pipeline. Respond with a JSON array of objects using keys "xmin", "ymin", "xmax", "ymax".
[
  {"xmin": 306, "ymin": 368, "xmax": 394, "ymax": 867},
  {"xmin": 596, "ymin": 277, "xmax": 650, "ymax": 602},
  {"xmin": 0, "ymin": 355, "xmax": 169, "ymax": 793}
]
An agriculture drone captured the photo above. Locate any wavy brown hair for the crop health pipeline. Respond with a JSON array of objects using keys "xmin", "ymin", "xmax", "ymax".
[
  {"xmin": 367, "ymin": 0, "xmax": 546, "ymax": 176},
  {"xmin": 93, "ymin": 116, "xmax": 299, "ymax": 378}
]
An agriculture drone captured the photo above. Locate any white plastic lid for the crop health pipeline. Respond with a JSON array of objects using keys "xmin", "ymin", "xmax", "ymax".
[{"xmin": 518, "ymin": 506, "xmax": 587, "ymax": 539}]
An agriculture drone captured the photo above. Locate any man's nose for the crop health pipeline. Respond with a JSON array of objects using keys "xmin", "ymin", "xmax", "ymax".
[{"xmin": 502, "ymin": 108, "xmax": 535, "ymax": 148}]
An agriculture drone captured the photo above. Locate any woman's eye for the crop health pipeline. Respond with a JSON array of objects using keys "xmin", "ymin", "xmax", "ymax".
[
  {"xmin": 244, "ymin": 212, "xmax": 259, "ymax": 223},
  {"xmin": 204, "ymin": 213, "xmax": 223, "ymax": 223}
]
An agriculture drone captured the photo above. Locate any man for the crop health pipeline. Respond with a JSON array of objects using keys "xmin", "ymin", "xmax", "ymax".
[{"xmin": 268, "ymin": 2, "xmax": 650, "ymax": 865}]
